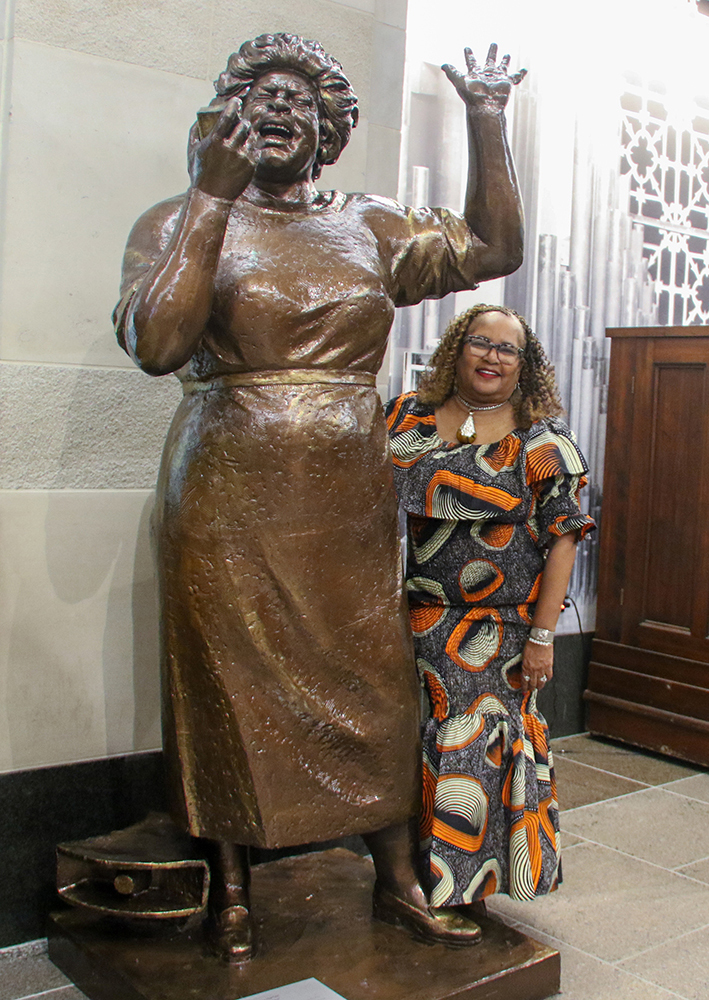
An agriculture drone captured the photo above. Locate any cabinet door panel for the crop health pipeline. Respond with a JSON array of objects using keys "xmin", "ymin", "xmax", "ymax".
[
  {"xmin": 622, "ymin": 338, "xmax": 709, "ymax": 659},
  {"xmin": 643, "ymin": 363, "xmax": 704, "ymax": 631}
]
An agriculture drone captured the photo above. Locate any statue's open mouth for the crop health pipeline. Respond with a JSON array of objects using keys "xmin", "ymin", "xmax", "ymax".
[{"xmin": 259, "ymin": 123, "xmax": 294, "ymax": 140}]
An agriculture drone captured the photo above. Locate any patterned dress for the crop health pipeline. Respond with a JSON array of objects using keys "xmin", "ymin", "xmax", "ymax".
[{"xmin": 386, "ymin": 392, "xmax": 595, "ymax": 906}]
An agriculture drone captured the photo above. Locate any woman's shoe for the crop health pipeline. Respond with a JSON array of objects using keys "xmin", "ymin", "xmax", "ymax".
[
  {"xmin": 205, "ymin": 903, "xmax": 253, "ymax": 963},
  {"xmin": 372, "ymin": 883, "xmax": 482, "ymax": 947}
]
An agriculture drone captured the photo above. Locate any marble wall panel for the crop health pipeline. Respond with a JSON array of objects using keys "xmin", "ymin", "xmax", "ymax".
[
  {"xmin": 375, "ymin": 0, "xmax": 407, "ymax": 28},
  {"xmin": 0, "ymin": 42, "xmax": 206, "ymax": 367},
  {"xmin": 0, "ymin": 363, "xmax": 182, "ymax": 489},
  {"xmin": 317, "ymin": 114, "xmax": 369, "ymax": 197},
  {"xmin": 13, "ymin": 0, "xmax": 214, "ymax": 78},
  {"xmin": 12, "ymin": 0, "xmax": 388, "ymax": 89},
  {"xmin": 0, "ymin": 0, "xmax": 10, "ymax": 41},
  {"xmin": 0, "ymin": 489, "xmax": 161, "ymax": 772},
  {"xmin": 369, "ymin": 21, "xmax": 406, "ymax": 129},
  {"xmin": 365, "ymin": 121, "xmax": 402, "ymax": 198},
  {"xmin": 331, "ymin": 0, "xmax": 375, "ymax": 12}
]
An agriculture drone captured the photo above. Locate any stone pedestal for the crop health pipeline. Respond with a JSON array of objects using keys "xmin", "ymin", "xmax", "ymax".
[{"xmin": 48, "ymin": 848, "xmax": 559, "ymax": 1000}]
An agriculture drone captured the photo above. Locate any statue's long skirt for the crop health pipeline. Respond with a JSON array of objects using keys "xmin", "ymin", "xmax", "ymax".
[{"xmin": 153, "ymin": 382, "xmax": 420, "ymax": 848}]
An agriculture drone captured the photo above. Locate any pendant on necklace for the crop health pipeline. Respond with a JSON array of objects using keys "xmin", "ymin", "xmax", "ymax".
[{"xmin": 456, "ymin": 413, "xmax": 477, "ymax": 444}]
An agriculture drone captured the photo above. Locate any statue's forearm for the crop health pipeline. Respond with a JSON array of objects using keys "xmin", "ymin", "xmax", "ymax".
[
  {"xmin": 463, "ymin": 107, "xmax": 524, "ymax": 281},
  {"xmin": 125, "ymin": 189, "xmax": 233, "ymax": 375}
]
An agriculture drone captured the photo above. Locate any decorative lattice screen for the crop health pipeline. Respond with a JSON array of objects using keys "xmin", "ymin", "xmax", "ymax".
[{"xmin": 621, "ymin": 83, "xmax": 709, "ymax": 324}]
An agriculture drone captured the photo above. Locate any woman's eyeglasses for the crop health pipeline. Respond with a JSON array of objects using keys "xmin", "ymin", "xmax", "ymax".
[{"xmin": 463, "ymin": 334, "xmax": 524, "ymax": 364}]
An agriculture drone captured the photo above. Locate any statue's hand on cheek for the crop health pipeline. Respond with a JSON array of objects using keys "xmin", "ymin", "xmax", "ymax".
[
  {"xmin": 442, "ymin": 43, "xmax": 527, "ymax": 115},
  {"xmin": 189, "ymin": 96, "xmax": 256, "ymax": 201}
]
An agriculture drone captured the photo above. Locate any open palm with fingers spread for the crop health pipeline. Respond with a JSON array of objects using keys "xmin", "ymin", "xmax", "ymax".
[{"xmin": 442, "ymin": 43, "xmax": 527, "ymax": 113}]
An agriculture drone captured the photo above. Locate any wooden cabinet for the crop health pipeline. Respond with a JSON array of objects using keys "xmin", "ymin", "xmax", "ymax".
[{"xmin": 585, "ymin": 325, "xmax": 709, "ymax": 765}]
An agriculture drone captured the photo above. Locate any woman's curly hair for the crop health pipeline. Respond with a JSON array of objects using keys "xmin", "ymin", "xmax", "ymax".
[
  {"xmin": 209, "ymin": 33, "xmax": 358, "ymax": 180},
  {"xmin": 416, "ymin": 304, "xmax": 563, "ymax": 428}
]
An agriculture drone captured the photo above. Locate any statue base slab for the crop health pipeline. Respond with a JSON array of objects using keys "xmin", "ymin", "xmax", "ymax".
[{"xmin": 48, "ymin": 848, "xmax": 559, "ymax": 1000}]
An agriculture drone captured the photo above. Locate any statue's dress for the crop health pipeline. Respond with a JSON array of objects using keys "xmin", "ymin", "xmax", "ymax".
[{"xmin": 115, "ymin": 189, "xmax": 483, "ymax": 848}]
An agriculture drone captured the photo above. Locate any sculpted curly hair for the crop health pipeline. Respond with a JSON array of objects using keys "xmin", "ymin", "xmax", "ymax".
[
  {"xmin": 416, "ymin": 304, "xmax": 563, "ymax": 429},
  {"xmin": 209, "ymin": 33, "xmax": 358, "ymax": 180}
]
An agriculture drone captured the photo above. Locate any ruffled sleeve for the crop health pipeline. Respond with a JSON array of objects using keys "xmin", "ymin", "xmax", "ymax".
[
  {"xmin": 386, "ymin": 393, "xmax": 440, "ymax": 512},
  {"xmin": 363, "ymin": 197, "xmax": 481, "ymax": 306},
  {"xmin": 523, "ymin": 418, "xmax": 596, "ymax": 547},
  {"xmin": 385, "ymin": 392, "xmax": 436, "ymax": 465}
]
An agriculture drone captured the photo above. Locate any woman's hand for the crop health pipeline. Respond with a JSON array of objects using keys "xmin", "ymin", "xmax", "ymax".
[
  {"xmin": 189, "ymin": 96, "xmax": 256, "ymax": 201},
  {"xmin": 442, "ymin": 44, "xmax": 526, "ymax": 114},
  {"xmin": 521, "ymin": 640, "xmax": 554, "ymax": 693}
]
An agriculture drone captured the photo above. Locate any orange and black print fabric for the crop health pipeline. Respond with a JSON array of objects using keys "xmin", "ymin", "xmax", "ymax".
[{"xmin": 386, "ymin": 392, "xmax": 595, "ymax": 905}]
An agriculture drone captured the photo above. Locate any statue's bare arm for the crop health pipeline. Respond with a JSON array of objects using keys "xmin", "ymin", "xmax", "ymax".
[
  {"xmin": 443, "ymin": 44, "xmax": 526, "ymax": 281},
  {"xmin": 121, "ymin": 97, "xmax": 254, "ymax": 376}
]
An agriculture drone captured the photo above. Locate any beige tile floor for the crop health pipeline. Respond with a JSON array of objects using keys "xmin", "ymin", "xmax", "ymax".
[
  {"xmin": 488, "ymin": 734, "xmax": 709, "ymax": 1000},
  {"xmin": 2, "ymin": 734, "xmax": 708, "ymax": 1000}
]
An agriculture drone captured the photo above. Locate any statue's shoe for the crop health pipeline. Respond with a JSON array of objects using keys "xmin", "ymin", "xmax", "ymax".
[
  {"xmin": 372, "ymin": 884, "xmax": 482, "ymax": 947},
  {"xmin": 205, "ymin": 904, "xmax": 253, "ymax": 963}
]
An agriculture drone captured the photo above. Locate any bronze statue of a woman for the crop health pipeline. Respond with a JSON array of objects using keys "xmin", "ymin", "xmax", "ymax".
[{"xmin": 114, "ymin": 33, "xmax": 525, "ymax": 962}]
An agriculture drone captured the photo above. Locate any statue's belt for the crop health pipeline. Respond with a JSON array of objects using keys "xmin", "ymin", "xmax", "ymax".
[{"xmin": 182, "ymin": 369, "xmax": 377, "ymax": 393}]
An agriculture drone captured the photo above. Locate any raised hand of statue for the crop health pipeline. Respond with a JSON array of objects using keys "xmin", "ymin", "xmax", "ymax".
[
  {"xmin": 442, "ymin": 43, "xmax": 526, "ymax": 114},
  {"xmin": 189, "ymin": 96, "xmax": 256, "ymax": 202}
]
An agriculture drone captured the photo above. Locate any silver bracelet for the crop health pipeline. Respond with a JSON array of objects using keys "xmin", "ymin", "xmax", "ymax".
[
  {"xmin": 529, "ymin": 625, "xmax": 554, "ymax": 646},
  {"xmin": 529, "ymin": 625, "xmax": 554, "ymax": 642}
]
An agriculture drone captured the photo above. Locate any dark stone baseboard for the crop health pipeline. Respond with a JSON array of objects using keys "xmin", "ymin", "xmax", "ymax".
[
  {"xmin": 0, "ymin": 752, "xmax": 167, "ymax": 947},
  {"xmin": 537, "ymin": 631, "xmax": 594, "ymax": 738}
]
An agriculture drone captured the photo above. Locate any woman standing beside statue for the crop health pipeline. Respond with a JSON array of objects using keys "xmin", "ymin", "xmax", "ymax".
[
  {"xmin": 114, "ymin": 34, "xmax": 526, "ymax": 961},
  {"xmin": 387, "ymin": 304, "xmax": 595, "ymax": 912}
]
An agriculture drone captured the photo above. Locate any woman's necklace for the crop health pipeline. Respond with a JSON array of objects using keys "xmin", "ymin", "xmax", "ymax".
[{"xmin": 455, "ymin": 392, "xmax": 513, "ymax": 444}]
